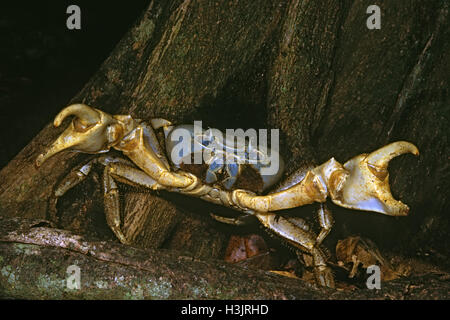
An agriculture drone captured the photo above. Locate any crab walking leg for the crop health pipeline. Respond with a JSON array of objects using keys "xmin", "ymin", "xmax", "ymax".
[
  {"xmin": 102, "ymin": 166, "xmax": 127, "ymax": 244},
  {"xmin": 48, "ymin": 156, "xmax": 137, "ymax": 220},
  {"xmin": 284, "ymin": 216, "xmax": 312, "ymax": 233},
  {"xmin": 262, "ymin": 164, "xmax": 335, "ymax": 246},
  {"xmin": 255, "ymin": 213, "xmax": 334, "ymax": 288},
  {"xmin": 310, "ymin": 247, "xmax": 334, "ymax": 287},
  {"xmin": 103, "ymin": 162, "xmax": 167, "ymax": 244},
  {"xmin": 315, "ymin": 204, "xmax": 334, "ymax": 246},
  {"xmin": 105, "ymin": 162, "xmax": 167, "ymax": 191},
  {"xmin": 209, "ymin": 213, "xmax": 255, "ymax": 226}
]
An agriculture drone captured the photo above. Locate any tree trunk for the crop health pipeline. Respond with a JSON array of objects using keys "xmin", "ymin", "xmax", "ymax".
[
  {"xmin": 1, "ymin": 217, "xmax": 448, "ymax": 299},
  {"xmin": 0, "ymin": 0, "xmax": 448, "ymax": 298}
]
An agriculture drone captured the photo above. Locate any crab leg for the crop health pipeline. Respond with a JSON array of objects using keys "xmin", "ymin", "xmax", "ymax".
[
  {"xmin": 209, "ymin": 213, "xmax": 254, "ymax": 226},
  {"xmin": 105, "ymin": 162, "xmax": 166, "ymax": 191},
  {"xmin": 232, "ymin": 171, "xmax": 326, "ymax": 212},
  {"xmin": 102, "ymin": 165, "xmax": 126, "ymax": 243},
  {"xmin": 113, "ymin": 122, "xmax": 197, "ymax": 190},
  {"xmin": 256, "ymin": 213, "xmax": 334, "ymax": 288},
  {"xmin": 103, "ymin": 161, "xmax": 171, "ymax": 244},
  {"xmin": 48, "ymin": 155, "xmax": 167, "ymax": 244},
  {"xmin": 315, "ymin": 204, "xmax": 333, "ymax": 246},
  {"xmin": 232, "ymin": 158, "xmax": 347, "ymax": 212},
  {"xmin": 249, "ymin": 168, "xmax": 335, "ymax": 287},
  {"xmin": 48, "ymin": 156, "xmax": 136, "ymax": 220}
]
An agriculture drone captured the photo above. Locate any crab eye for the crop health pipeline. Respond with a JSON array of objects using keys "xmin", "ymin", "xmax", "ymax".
[{"xmin": 106, "ymin": 123, "xmax": 123, "ymax": 145}]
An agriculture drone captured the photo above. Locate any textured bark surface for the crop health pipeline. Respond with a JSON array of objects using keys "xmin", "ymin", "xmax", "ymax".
[
  {"xmin": 0, "ymin": 0, "xmax": 448, "ymax": 299},
  {"xmin": 1, "ymin": 217, "xmax": 448, "ymax": 299}
]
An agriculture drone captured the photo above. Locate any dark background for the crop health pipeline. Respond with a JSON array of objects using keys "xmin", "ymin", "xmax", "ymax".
[{"xmin": 0, "ymin": 1, "xmax": 148, "ymax": 167}]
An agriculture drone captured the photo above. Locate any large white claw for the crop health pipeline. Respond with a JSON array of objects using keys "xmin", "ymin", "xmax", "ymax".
[
  {"xmin": 35, "ymin": 104, "xmax": 120, "ymax": 167},
  {"xmin": 331, "ymin": 141, "xmax": 419, "ymax": 216}
]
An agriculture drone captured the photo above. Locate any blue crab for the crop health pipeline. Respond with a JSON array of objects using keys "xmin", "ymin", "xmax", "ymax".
[{"xmin": 36, "ymin": 104, "xmax": 419, "ymax": 288}]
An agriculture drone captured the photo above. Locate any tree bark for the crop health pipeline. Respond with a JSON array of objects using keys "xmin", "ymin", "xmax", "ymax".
[
  {"xmin": 1, "ymin": 217, "xmax": 448, "ymax": 299},
  {"xmin": 0, "ymin": 0, "xmax": 448, "ymax": 298}
]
